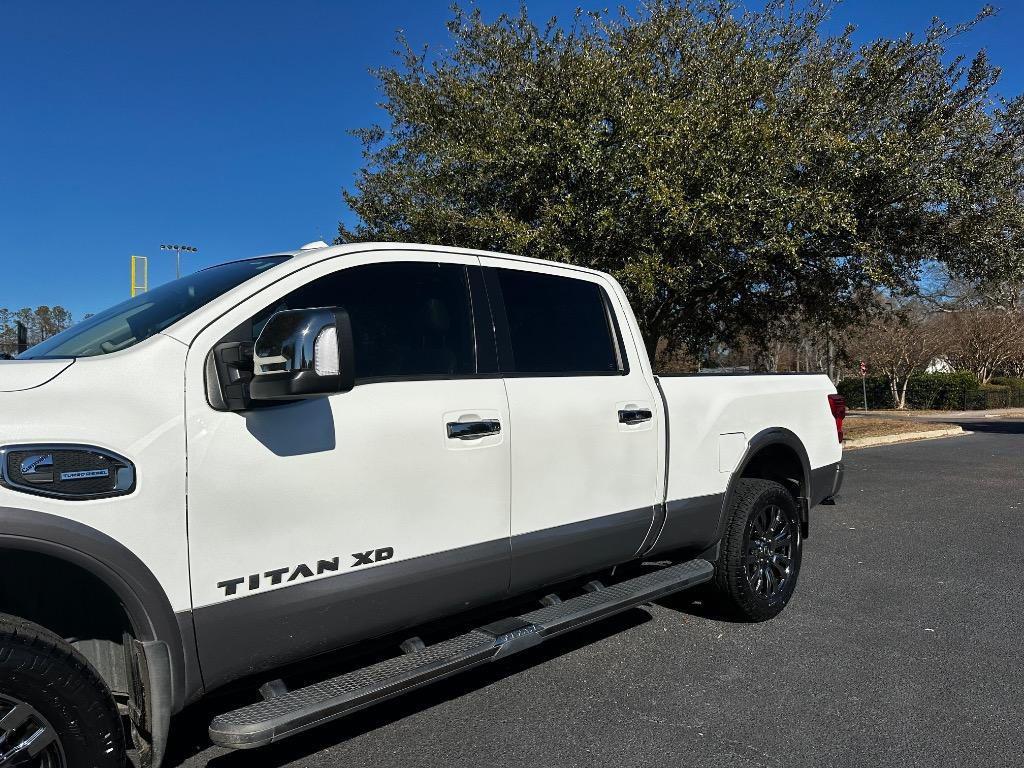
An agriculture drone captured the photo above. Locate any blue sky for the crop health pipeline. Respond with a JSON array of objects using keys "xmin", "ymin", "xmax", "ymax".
[{"xmin": 2, "ymin": 0, "xmax": 1021, "ymax": 319}]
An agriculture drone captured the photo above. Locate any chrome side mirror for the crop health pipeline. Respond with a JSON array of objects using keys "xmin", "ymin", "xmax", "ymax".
[{"xmin": 250, "ymin": 307, "xmax": 355, "ymax": 400}]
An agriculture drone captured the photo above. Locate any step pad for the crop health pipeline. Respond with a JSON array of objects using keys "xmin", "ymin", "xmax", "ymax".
[
  {"xmin": 210, "ymin": 630, "xmax": 498, "ymax": 748},
  {"xmin": 209, "ymin": 558, "xmax": 713, "ymax": 750},
  {"xmin": 522, "ymin": 559, "xmax": 711, "ymax": 636}
]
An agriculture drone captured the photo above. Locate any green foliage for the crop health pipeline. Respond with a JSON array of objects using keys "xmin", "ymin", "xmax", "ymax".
[
  {"xmin": 906, "ymin": 372, "xmax": 981, "ymax": 409},
  {"xmin": 837, "ymin": 375, "xmax": 891, "ymax": 408},
  {"xmin": 990, "ymin": 376, "xmax": 1024, "ymax": 391},
  {"xmin": 340, "ymin": 1, "xmax": 1024, "ymax": 358},
  {"xmin": 978, "ymin": 384, "xmax": 1009, "ymax": 407},
  {"xmin": 837, "ymin": 371, "xmax": 998, "ymax": 409},
  {"xmin": 986, "ymin": 377, "xmax": 1024, "ymax": 407}
]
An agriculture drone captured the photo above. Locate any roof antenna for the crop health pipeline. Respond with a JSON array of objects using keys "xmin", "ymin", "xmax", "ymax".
[{"xmin": 299, "ymin": 226, "xmax": 330, "ymax": 252}]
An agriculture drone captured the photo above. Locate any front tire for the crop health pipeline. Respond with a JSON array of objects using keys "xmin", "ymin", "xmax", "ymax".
[
  {"xmin": 0, "ymin": 613, "xmax": 125, "ymax": 768},
  {"xmin": 712, "ymin": 479, "xmax": 802, "ymax": 621}
]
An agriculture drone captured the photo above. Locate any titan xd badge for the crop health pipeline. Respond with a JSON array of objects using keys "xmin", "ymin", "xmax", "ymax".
[{"xmin": 216, "ymin": 547, "xmax": 395, "ymax": 596}]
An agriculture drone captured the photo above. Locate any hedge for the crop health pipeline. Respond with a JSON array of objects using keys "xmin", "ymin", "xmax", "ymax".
[
  {"xmin": 990, "ymin": 376, "xmax": 1024, "ymax": 392},
  {"xmin": 837, "ymin": 372, "xmax": 983, "ymax": 410}
]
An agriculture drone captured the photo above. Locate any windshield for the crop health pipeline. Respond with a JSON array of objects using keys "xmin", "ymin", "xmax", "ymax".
[{"xmin": 20, "ymin": 256, "xmax": 290, "ymax": 359}]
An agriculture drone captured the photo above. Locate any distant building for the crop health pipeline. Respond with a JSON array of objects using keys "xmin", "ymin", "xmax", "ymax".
[{"xmin": 925, "ymin": 357, "xmax": 953, "ymax": 374}]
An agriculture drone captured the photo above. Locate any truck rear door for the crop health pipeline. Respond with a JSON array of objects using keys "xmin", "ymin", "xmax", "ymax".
[{"xmin": 479, "ymin": 258, "xmax": 662, "ymax": 592}]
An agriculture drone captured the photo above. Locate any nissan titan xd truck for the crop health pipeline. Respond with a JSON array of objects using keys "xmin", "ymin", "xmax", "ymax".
[{"xmin": 0, "ymin": 242, "xmax": 844, "ymax": 767}]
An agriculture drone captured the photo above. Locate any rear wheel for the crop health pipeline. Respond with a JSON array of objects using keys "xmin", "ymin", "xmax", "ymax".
[
  {"xmin": 0, "ymin": 613, "xmax": 125, "ymax": 768},
  {"xmin": 712, "ymin": 478, "xmax": 802, "ymax": 621}
]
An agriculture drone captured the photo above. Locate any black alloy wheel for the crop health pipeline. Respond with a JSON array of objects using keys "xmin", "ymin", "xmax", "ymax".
[
  {"xmin": 0, "ymin": 695, "xmax": 66, "ymax": 768},
  {"xmin": 744, "ymin": 502, "xmax": 796, "ymax": 600},
  {"xmin": 711, "ymin": 478, "xmax": 803, "ymax": 621},
  {"xmin": 0, "ymin": 614, "xmax": 125, "ymax": 768}
]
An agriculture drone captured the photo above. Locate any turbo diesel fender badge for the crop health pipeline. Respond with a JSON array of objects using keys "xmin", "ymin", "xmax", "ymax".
[
  {"xmin": 216, "ymin": 547, "xmax": 395, "ymax": 596},
  {"xmin": 61, "ymin": 468, "xmax": 110, "ymax": 481},
  {"xmin": 1, "ymin": 444, "xmax": 136, "ymax": 500},
  {"xmin": 21, "ymin": 454, "xmax": 109, "ymax": 482}
]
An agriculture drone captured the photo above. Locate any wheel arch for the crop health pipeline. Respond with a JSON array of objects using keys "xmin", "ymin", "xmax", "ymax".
[
  {"xmin": 718, "ymin": 428, "xmax": 812, "ymax": 540},
  {"xmin": 0, "ymin": 506, "xmax": 199, "ymax": 714}
]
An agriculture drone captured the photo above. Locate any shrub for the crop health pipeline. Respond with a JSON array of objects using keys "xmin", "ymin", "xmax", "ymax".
[
  {"xmin": 905, "ymin": 372, "xmax": 980, "ymax": 409},
  {"xmin": 990, "ymin": 376, "xmax": 1024, "ymax": 391},
  {"xmin": 837, "ymin": 372, "xmax": 982, "ymax": 410},
  {"xmin": 989, "ymin": 378, "xmax": 1024, "ymax": 407},
  {"xmin": 837, "ymin": 376, "xmax": 892, "ymax": 409}
]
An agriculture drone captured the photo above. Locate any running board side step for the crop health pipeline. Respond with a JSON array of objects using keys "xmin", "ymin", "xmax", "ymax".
[{"xmin": 209, "ymin": 559, "xmax": 713, "ymax": 750}]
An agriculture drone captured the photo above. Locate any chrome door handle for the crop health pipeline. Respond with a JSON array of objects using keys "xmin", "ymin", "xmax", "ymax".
[
  {"xmin": 446, "ymin": 420, "xmax": 501, "ymax": 440},
  {"xmin": 618, "ymin": 409, "xmax": 652, "ymax": 425}
]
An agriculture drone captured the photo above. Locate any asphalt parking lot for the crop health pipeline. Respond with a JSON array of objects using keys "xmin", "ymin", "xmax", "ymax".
[{"xmin": 169, "ymin": 416, "xmax": 1024, "ymax": 768}]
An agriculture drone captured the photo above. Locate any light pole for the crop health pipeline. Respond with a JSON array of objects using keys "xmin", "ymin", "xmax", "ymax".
[{"xmin": 160, "ymin": 244, "xmax": 198, "ymax": 279}]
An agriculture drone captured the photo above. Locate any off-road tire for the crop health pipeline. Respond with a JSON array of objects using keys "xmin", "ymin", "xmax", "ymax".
[
  {"xmin": 712, "ymin": 478, "xmax": 802, "ymax": 622},
  {"xmin": 0, "ymin": 612, "xmax": 125, "ymax": 767}
]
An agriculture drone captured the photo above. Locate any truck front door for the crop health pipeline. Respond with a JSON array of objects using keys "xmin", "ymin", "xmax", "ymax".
[{"xmin": 183, "ymin": 251, "xmax": 511, "ymax": 690}]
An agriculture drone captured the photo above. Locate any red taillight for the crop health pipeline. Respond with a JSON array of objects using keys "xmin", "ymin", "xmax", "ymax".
[{"xmin": 828, "ymin": 394, "xmax": 846, "ymax": 443}]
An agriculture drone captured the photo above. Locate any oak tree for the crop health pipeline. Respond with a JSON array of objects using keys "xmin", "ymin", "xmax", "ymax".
[{"xmin": 340, "ymin": 1, "xmax": 1024, "ymax": 364}]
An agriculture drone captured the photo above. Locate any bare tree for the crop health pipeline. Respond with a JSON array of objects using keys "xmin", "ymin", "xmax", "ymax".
[
  {"xmin": 847, "ymin": 305, "xmax": 939, "ymax": 409},
  {"xmin": 0, "ymin": 306, "xmax": 76, "ymax": 355},
  {"xmin": 1006, "ymin": 355, "xmax": 1024, "ymax": 379},
  {"xmin": 933, "ymin": 309, "xmax": 1024, "ymax": 384}
]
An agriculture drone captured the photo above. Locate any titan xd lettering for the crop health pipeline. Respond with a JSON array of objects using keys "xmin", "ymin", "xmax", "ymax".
[{"xmin": 216, "ymin": 547, "xmax": 395, "ymax": 596}]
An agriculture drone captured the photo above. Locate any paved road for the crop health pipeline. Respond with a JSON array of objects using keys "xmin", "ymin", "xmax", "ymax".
[{"xmin": 169, "ymin": 418, "xmax": 1024, "ymax": 768}]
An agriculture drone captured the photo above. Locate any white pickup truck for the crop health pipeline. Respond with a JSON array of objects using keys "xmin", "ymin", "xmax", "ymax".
[{"xmin": 0, "ymin": 242, "xmax": 844, "ymax": 767}]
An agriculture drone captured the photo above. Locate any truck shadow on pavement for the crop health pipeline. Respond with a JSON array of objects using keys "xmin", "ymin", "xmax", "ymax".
[
  {"xmin": 653, "ymin": 585, "xmax": 744, "ymax": 623},
  {"xmin": 165, "ymin": 610, "xmax": 651, "ymax": 767}
]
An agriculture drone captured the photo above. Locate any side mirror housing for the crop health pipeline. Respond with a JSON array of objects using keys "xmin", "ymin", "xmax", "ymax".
[{"xmin": 249, "ymin": 307, "xmax": 355, "ymax": 400}]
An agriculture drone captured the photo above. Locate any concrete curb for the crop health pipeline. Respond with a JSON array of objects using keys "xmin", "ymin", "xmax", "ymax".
[{"xmin": 844, "ymin": 426, "xmax": 966, "ymax": 450}]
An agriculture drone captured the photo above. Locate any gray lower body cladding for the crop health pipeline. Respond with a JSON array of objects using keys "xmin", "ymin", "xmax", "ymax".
[
  {"xmin": 508, "ymin": 505, "xmax": 653, "ymax": 593},
  {"xmin": 644, "ymin": 493, "xmax": 725, "ymax": 557},
  {"xmin": 645, "ymin": 460, "xmax": 843, "ymax": 559},
  {"xmin": 191, "ymin": 506, "xmax": 654, "ymax": 692},
  {"xmin": 191, "ymin": 538, "xmax": 510, "ymax": 692},
  {"xmin": 810, "ymin": 461, "xmax": 844, "ymax": 506}
]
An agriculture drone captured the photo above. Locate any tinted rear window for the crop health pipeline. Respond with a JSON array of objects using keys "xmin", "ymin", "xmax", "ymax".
[{"xmin": 495, "ymin": 268, "xmax": 621, "ymax": 375}]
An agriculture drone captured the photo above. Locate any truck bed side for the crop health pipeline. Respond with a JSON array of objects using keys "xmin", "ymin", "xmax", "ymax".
[{"xmin": 647, "ymin": 373, "xmax": 843, "ymax": 556}]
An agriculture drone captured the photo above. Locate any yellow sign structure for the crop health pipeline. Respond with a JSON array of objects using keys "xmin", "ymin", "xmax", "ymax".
[{"xmin": 131, "ymin": 255, "xmax": 148, "ymax": 297}]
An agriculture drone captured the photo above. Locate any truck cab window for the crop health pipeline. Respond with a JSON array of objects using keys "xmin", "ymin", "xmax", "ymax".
[
  {"xmin": 257, "ymin": 261, "xmax": 477, "ymax": 380},
  {"xmin": 494, "ymin": 268, "xmax": 622, "ymax": 375}
]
